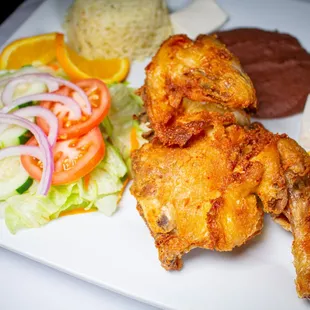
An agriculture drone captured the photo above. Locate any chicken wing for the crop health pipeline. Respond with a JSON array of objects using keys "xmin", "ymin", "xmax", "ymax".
[{"xmin": 138, "ymin": 34, "xmax": 256, "ymax": 146}]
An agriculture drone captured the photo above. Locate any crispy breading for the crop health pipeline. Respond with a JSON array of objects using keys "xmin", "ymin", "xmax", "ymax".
[
  {"xmin": 131, "ymin": 123, "xmax": 289, "ymax": 270},
  {"xmin": 132, "ymin": 33, "xmax": 310, "ymax": 298},
  {"xmin": 277, "ymin": 137, "xmax": 310, "ymax": 298},
  {"xmin": 138, "ymin": 34, "xmax": 256, "ymax": 146}
]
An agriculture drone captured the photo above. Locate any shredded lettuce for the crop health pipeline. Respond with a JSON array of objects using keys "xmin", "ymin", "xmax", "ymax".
[
  {"xmin": 133, "ymin": 119, "xmax": 149, "ymax": 148},
  {"xmin": 76, "ymin": 179, "xmax": 98, "ymax": 203},
  {"xmin": 1, "ymin": 82, "xmax": 147, "ymax": 233},
  {"xmin": 3, "ymin": 138, "xmax": 129, "ymax": 233},
  {"xmin": 102, "ymin": 84, "xmax": 143, "ymax": 164},
  {"xmin": 98, "ymin": 141, "xmax": 127, "ymax": 178},
  {"xmin": 0, "ymin": 201, "xmax": 8, "ymax": 218},
  {"xmin": 5, "ymin": 194, "xmax": 60, "ymax": 234},
  {"xmin": 95, "ymin": 194, "xmax": 119, "ymax": 216}
]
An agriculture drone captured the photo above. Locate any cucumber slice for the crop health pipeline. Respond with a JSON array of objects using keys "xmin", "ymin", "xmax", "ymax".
[
  {"xmin": 18, "ymin": 101, "xmax": 36, "ymax": 109},
  {"xmin": 18, "ymin": 130, "xmax": 32, "ymax": 144},
  {"xmin": 16, "ymin": 177, "xmax": 33, "ymax": 194},
  {"xmin": 0, "ymin": 157, "xmax": 31, "ymax": 200},
  {"xmin": 18, "ymin": 131, "xmax": 32, "ymax": 145},
  {"xmin": 13, "ymin": 81, "xmax": 47, "ymax": 99},
  {"xmin": 0, "ymin": 117, "xmax": 34, "ymax": 148}
]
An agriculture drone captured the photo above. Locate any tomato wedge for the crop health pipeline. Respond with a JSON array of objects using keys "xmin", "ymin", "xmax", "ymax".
[
  {"xmin": 36, "ymin": 79, "xmax": 110, "ymax": 140},
  {"xmin": 21, "ymin": 127, "xmax": 105, "ymax": 185}
]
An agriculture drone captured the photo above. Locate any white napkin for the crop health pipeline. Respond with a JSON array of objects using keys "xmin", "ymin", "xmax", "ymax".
[
  {"xmin": 299, "ymin": 94, "xmax": 310, "ymax": 150},
  {"xmin": 169, "ymin": 0, "xmax": 229, "ymax": 38}
]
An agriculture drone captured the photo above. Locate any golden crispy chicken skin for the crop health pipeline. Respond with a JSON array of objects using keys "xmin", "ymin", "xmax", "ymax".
[
  {"xmin": 277, "ymin": 138, "xmax": 310, "ymax": 298},
  {"xmin": 132, "ymin": 33, "xmax": 310, "ymax": 298},
  {"xmin": 138, "ymin": 34, "xmax": 257, "ymax": 146},
  {"xmin": 131, "ymin": 123, "xmax": 288, "ymax": 270}
]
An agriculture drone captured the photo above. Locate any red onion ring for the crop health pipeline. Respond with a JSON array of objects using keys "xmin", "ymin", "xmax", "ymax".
[
  {"xmin": 1, "ymin": 93, "xmax": 81, "ymax": 120},
  {"xmin": 0, "ymin": 145, "xmax": 43, "ymax": 161},
  {"xmin": 1, "ymin": 75, "xmax": 59, "ymax": 104},
  {"xmin": 2, "ymin": 73, "xmax": 92, "ymax": 115},
  {"xmin": 0, "ymin": 67, "xmax": 49, "ymax": 86},
  {"xmin": 0, "ymin": 106, "xmax": 58, "ymax": 147},
  {"xmin": 13, "ymin": 106, "xmax": 58, "ymax": 146},
  {"xmin": 0, "ymin": 113, "xmax": 53, "ymax": 196}
]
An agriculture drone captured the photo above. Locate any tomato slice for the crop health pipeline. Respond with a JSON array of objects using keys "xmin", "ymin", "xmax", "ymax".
[
  {"xmin": 36, "ymin": 79, "xmax": 110, "ymax": 140},
  {"xmin": 21, "ymin": 127, "xmax": 105, "ymax": 185}
]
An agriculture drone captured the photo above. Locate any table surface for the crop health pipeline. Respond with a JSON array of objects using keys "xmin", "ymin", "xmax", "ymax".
[{"xmin": 0, "ymin": 0, "xmax": 310, "ymax": 309}]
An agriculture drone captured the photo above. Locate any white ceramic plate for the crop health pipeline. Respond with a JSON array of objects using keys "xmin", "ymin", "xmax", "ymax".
[{"xmin": 1, "ymin": 0, "xmax": 310, "ymax": 309}]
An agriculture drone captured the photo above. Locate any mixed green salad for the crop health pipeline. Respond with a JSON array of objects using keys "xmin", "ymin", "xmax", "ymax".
[{"xmin": 0, "ymin": 66, "xmax": 147, "ymax": 233}]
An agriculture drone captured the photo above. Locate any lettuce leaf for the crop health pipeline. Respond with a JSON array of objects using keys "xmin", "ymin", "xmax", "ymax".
[
  {"xmin": 2, "ymin": 83, "xmax": 144, "ymax": 233},
  {"xmin": 0, "ymin": 66, "xmax": 67, "ymax": 109},
  {"xmin": 133, "ymin": 119, "xmax": 149, "ymax": 149},
  {"xmin": 102, "ymin": 84, "xmax": 143, "ymax": 163},
  {"xmin": 95, "ymin": 194, "xmax": 119, "ymax": 216},
  {"xmin": 98, "ymin": 141, "xmax": 127, "ymax": 178},
  {"xmin": 75, "ymin": 179, "xmax": 98, "ymax": 203},
  {"xmin": 5, "ymin": 194, "xmax": 59, "ymax": 234},
  {"xmin": 4, "ymin": 138, "xmax": 128, "ymax": 233}
]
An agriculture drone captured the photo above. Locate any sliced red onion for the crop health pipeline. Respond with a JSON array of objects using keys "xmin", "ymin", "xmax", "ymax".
[
  {"xmin": 1, "ymin": 73, "xmax": 92, "ymax": 115},
  {"xmin": 46, "ymin": 76, "xmax": 91, "ymax": 115},
  {"xmin": 2, "ymin": 74, "xmax": 59, "ymax": 104},
  {"xmin": 0, "ymin": 67, "xmax": 49, "ymax": 86},
  {"xmin": 13, "ymin": 106, "xmax": 58, "ymax": 146},
  {"xmin": 0, "ymin": 145, "xmax": 43, "ymax": 162},
  {"xmin": 0, "ymin": 113, "xmax": 53, "ymax": 196},
  {"xmin": 1, "ymin": 93, "xmax": 81, "ymax": 120},
  {"xmin": 51, "ymin": 77, "xmax": 92, "ymax": 115},
  {"xmin": 0, "ymin": 106, "xmax": 58, "ymax": 147}
]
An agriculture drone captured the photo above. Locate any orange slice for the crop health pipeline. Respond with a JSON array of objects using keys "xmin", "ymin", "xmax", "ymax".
[
  {"xmin": 55, "ymin": 33, "xmax": 130, "ymax": 83},
  {"xmin": 0, "ymin": 33, "xmax": 57, "ymax": 69}
]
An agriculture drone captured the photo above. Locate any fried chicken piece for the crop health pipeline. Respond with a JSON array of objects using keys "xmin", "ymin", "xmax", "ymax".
[
  {"xmin": 250, "ymin": 132, "xmax": 288, "ymax": 215},
  {"xmin": 131, "ymin": 123, "xmax": 288, "ymax": 270},
  {"xmin": 133, "ymin": 33, "xmax": 310, "ymax": 298},
  {"xmin": 277, "ymin": 138, "xmax": 310, "ymax": 298},
  {"xmin": 138, "ymin": 34, "xmax": 257, "ymax": 146}
]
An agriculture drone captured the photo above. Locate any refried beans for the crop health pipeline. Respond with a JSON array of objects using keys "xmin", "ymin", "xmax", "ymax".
[{"xmin": 214, "ymin": 28, "xmax": 310, "ymax": 118}]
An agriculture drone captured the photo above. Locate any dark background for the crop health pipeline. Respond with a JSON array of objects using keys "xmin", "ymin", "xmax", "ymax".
[{"xmin": 0, "ymin": 0, "xmax": 24, "ymax": 25}]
